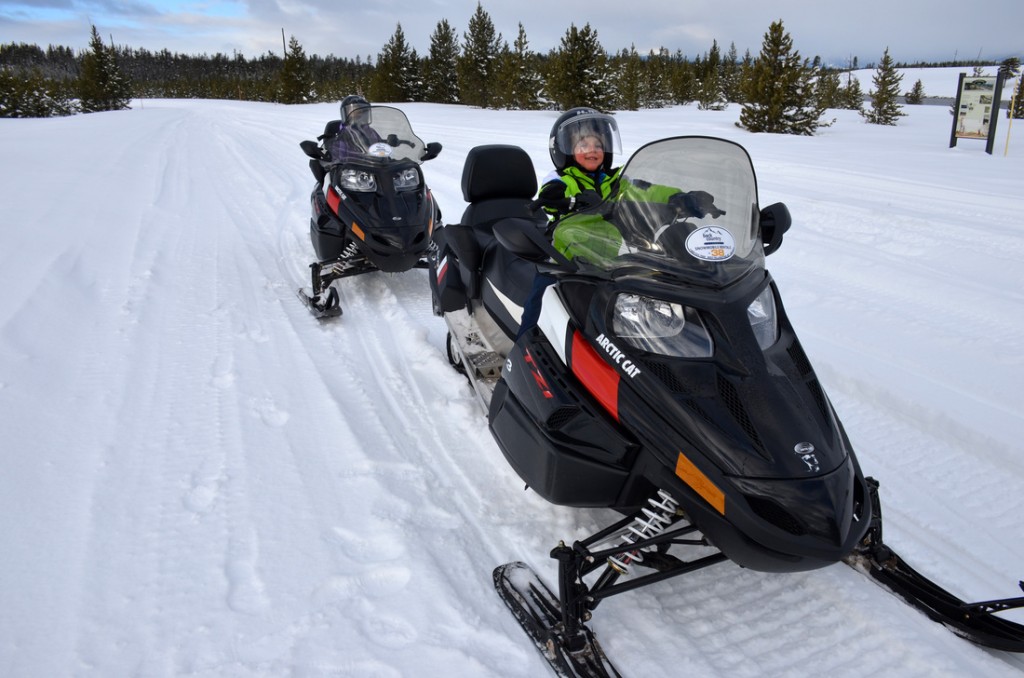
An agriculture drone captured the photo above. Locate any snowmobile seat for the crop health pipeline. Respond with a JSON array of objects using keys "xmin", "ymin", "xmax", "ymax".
[
  {"xmin": 445, "ymin": 144, "xmax": 545, "ymax": 299},
  {"xmin": 442, "ymin": 145, "xmax": 548, "ymax": 301},
  {"xmin": 460, "ymin": 144, "xmax": 541, "ymax": 234}
]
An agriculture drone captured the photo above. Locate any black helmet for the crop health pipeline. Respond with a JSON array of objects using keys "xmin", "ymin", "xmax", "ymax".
[
  {"xmin": 341, "ymin": 95, "xmax": 371, "ymax": 124},
  {"xmin": 548, "ymin": 107, "xmax": 622, "ymax": 172}
]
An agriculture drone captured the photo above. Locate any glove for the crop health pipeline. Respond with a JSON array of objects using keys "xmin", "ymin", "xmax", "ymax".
[
  {"xmin": 529, "ymin": 195, "xmax": 572, "ymax": 214},
  {"xmin": 531, "ymin": 181, "xmax": 572, "ymax": 215},
  {"xmin": 669, "ymin": 191, "xmax": 725, "ymax": 218},
  {"xmin": 572, "ymin": 190, "xmax": 602, "ymax": 210}
]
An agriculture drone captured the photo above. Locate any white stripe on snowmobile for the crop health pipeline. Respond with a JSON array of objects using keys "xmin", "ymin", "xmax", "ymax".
[
  {"xmin": 538, "ymin": 285, "xmax": 570, "ymax": 366},
  {"xmin": 486, "ymin": 279, "xmax": 525, "ymax": 327}
]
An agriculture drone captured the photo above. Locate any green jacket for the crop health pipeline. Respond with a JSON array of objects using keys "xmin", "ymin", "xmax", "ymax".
[
  {"xmin": 538, "ymin": 166, "xmax": 622, "ymax": 219},
  {"xmin": 555, "ymin": 165, "xmax": 622, "ymax": 200},
  {"xmin": 551, "ymin": 169, "xmax": 684, "ymax": 265}
]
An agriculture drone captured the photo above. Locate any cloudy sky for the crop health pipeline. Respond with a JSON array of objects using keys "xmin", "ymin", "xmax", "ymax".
[{"xmin": 1, "ymin": 0, "xmax": 1021, "ymax": 66}]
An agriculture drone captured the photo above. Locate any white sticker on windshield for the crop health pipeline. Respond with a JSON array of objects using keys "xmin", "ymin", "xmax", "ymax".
[
  {"xmin": 367, "ymin": 142, "xmax": 394, "ymax": 157},
  {"xmin": 685, "ymin": 226, "xmax": 735, "ymax": 262}
]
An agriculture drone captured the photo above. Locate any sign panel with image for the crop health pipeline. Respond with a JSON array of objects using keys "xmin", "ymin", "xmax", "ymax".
[{"xmin": 950, "ymin": 73, "xmax": 1005, "ymax": 154}]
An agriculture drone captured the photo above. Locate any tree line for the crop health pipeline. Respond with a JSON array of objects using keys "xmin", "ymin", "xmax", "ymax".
[{"xmin": 3, "ymin": 5, "xmax": 1022, "ymax": 133}]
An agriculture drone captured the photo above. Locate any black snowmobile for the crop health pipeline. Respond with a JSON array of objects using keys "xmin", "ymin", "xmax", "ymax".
[
  {"xmin": 298, "ymin": 104, "xmax": 442, "ymax": 318},
  {"xmin": 428, "ymin": 137, "xmax": 1024, "ymax": 676}
]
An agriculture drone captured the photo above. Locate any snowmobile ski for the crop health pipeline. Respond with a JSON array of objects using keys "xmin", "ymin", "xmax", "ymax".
[
  {"xmin": 297, "ymin": 286, "xmax": 342, "ymax": 320},
  {"xmin": 494, "ymin": 561, "xmax": 621, "ymax": 678},
  {"xmin": 843, "ymin": 478, "xmax": 1024, "ymax": 652}
]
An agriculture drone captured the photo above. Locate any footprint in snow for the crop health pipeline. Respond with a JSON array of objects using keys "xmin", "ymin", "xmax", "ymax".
[
  {"xmin": 314, "ymin": 565, "xmax": 412, "ymax": 602},
  {"xmin": 328, "ymin": 526, "xmax": 406, "ymax": 562},
  {"xmin": 249, "ymin": 396, "xmax": 289, "ymax": 427},
  {"xmin": 210, "ymin": 354, "xmax": 235, "ymax": 389},
  {"xmin": 225, "ymin": 530, "xmax": 269, "ymax": 614},
  {"xmin": 361, "ymin": 613, "xmax": 419, "ymax": 649}
]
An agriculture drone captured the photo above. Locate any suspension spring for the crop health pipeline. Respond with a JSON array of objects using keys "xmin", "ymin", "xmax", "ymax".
[{"xmin": 607, "ymin": 490, "xmax": 680, "ymax": 575}]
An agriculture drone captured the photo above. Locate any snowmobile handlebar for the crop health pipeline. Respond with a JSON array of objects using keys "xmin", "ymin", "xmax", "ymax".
[{"xmin": 667, "ymin": 190, "xmax": 726, "ymax": 219}]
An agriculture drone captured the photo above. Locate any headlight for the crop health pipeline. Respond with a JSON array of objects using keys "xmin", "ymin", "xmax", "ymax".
[
  {"xmin": 393, "ymin": 167, "xmax": 420, "ymax": 191},
  {"xmin": 747, "ymin": 286, "xmax": 779, "ymax": 349},
  {"xmin": 613, "ymin": 293, "xmax": 714, "ymax": 358},
  {"xmin": 339, "ymin": 169, "xmax": 376, "ymax": 192}
]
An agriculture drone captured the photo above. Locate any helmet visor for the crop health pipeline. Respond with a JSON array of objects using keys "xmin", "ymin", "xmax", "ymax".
[
  {"xmin": 344, "ymin": 101, "xmax": 371, "ymax": 124},
  {"xmin": 554, "ymin": 112, "xmax": 622, "ymax": 159}
]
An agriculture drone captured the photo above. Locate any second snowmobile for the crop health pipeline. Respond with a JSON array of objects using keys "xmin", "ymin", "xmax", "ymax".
[
  {"xmin": 298, "ymin": 101, "xmax": 442, "ymax": 318},
  {"xmin": 428, "ymin": 130, "xmax": 1024, "ymax": 675}
]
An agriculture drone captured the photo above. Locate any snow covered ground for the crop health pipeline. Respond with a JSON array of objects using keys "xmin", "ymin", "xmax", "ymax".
[{"xmin": 2, "ymin": 67, "xmax": 1023, "ymax": 677}]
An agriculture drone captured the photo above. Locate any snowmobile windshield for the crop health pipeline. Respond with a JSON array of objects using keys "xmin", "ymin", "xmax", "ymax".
[
  {"xmin": 327, "ymin": 105, "xmax": 429, "ymax": 164},
  {"xmin": 551, "ymin": 137, "xmax": 765, "ymax": 288}
]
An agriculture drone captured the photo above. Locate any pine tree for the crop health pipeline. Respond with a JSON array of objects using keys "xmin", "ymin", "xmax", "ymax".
[
  {"xmin": 738, "ymin": 20, "xmax": 825, "ymax": 135},
  {"xmin": 642, "ymin": 48, "xmax": 672, "ymax": 109},
  {"xmin": 904, "ymin": 79, "xmax": 925, "ymax": 104},
  {"xmin": 77, "ymin": 25, "xmax": 132, "ymax": 113},
  {"xmin": 815, "ymin": 69, "xmax": 842, "ymax": 109},
  {"xmin": 696, "ymin": 40, "xmax": 726, "ymax": 110},
  {"xmin": 277, "ymin": 35, "xmax": 312, "ymax": 104},
  {"xmin": 998, "ymin": 58, "xmax": 1022, "ymax": 120},
  {"xmin": 493, "ymin": 23, "xmax": 542, "ymax": 110},
  {"xmin": 544, "ymin": 23, "xmax": 610, "ymax": 111},
  {"xmin": 616, "ymin": 45, "xmax": 643, "ymax": 111},
  {"xmin": 669, "ymin": 50, "xmax": 696, "ymax": 105},
  {"xmin": 423, "ymin": 19, "xmax": 460, "ymax": 104},
  {"xmin": 997, "ymin": 57, "xmax": 1020, "ymax": 81},
  {"xmin": 0, "ymin": 68, "xmax": 19, "ymax": 116},
  {"xmin": 457, "ymin": 3, "xmax": 502, "ymax": 108},
  {"xmin": 1011, "ymin": 75, "xmax": 1024, "ymax": 120},
  {"xmin": 861, "ymin": 48, "xmax": 905, "ymax": 125},
  {"xmin": 839, "ymin": 70, "xmax": 864, "ymax": 111},
  {"xmin": 0, "ymin": 67, "xmax": 75, "ymax": 117},
  {"xmin": 721, "ymin": 42, "xmax": 743, "ymax": 103},
  {"xmin": 735, "ymin": 50, "xmax": 754, "ymax": 105},
  {"xmin": 370, "ymin": 23, "xmax": 415, "ymax": 102}
]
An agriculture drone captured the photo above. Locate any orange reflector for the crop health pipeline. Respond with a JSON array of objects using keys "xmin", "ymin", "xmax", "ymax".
[
  {"xmin": 570, "ymin": 331, "xmax": 619, "ymax": 420},
  {"xmin": 675, "ymin": 452, "xmax": 725, "ymax": 515},
  {"xmin": 351, "ymin": 222, "xmax": 365, "ymax": 241}
]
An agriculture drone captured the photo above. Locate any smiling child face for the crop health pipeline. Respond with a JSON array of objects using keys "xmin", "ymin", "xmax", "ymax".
[{"xmin": 573, "ymin": 135, "xmax": 605, "ymax": 172}]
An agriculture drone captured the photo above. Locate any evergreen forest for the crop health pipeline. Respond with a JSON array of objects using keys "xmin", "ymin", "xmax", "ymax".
[{"xmin": 2, "ymin": 6, "xmax": 1021, "ymax": 134}]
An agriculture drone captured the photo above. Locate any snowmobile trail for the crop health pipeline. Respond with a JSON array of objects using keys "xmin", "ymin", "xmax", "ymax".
[
  {"xmin": 272, "ymin": 263, "xmax": 581, "ymax": 672},
  {"xmin": 3, "ymin": 100, "xmax": 1022, "ymax": 678}
]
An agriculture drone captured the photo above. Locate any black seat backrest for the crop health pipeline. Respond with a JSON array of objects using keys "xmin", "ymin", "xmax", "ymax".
[{"xmin": 460, "ymin": 144, "xmax": 540, "ymax": 229}]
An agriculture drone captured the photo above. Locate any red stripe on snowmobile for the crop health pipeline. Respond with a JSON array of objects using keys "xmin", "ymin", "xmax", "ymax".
[
  {"xmin": 675, "ymin": 452, "xmax": 725, "ymax": 515},
  {"xmin": 326, "ymin": 186, "xmax": 341, "ymax": 213},
  {"xmin": 437, "ymin": 255, "xmax": 448, "ymax": 284},
  {"xmin": 524, "ymin": 348, "xmax": 554, "ymax": 399},
  {"xmin": 570, "ymin": 331, "xmax": 619, "ymax": 420}
]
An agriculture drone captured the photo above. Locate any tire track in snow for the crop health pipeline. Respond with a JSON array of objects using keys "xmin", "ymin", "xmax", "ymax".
[{"xmin": 299, "ymin": 273, "xmax": 542, "ymax": 670}]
